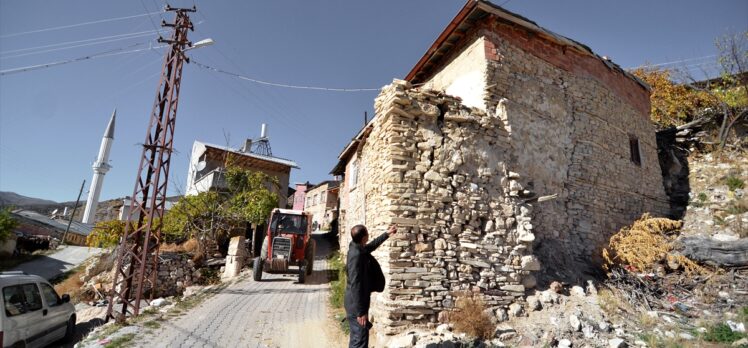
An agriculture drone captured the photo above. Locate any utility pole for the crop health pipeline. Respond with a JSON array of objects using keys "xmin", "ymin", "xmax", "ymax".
[
  {"xmin": 107, "ymin": 4, "xmax": 196, "ymax": 320},
  {"xmin": 62, "ymin": 179, "xmax": 85, "ymax": 246}
]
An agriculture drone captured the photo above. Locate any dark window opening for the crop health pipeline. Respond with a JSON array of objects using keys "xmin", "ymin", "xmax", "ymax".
[{"xmin": 629, "ymin": 134, "xmax": 641, "ymax": 166}]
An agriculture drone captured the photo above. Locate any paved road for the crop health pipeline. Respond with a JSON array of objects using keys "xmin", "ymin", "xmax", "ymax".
[
  {"xmin": 132, "ymin": 234, "xmax": 342, "ymax": 348},
  {"xmin": 12, "ymin": 245, "xmax": 103, "ymax": 280}
]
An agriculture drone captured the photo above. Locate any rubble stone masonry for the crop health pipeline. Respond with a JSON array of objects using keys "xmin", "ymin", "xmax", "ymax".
[{"xmin": 341, "ymin": 81, "xmax": 540, "ymax": 334}]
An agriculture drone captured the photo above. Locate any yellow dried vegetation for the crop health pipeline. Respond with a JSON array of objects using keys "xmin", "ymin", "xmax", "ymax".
[
  {"xmin": 603, "ymin": 214, "xmax": 710, "ymax": 276},
  {"xmin": 449, "ymin": 292, "xmax": 494, "ymax": 340}
]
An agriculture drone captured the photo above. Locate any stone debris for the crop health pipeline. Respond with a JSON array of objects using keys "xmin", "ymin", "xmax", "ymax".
[
  {"xmin": 608, "ymin": 338, "xmax": 627, "ymax": 348},
  {"xmin": 568, "ymin": 314, "xmax": 581, "ymax": 332}
]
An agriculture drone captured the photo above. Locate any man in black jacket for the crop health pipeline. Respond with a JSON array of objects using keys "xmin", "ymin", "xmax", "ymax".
[{"xmin": 344, "ymin": 224, "xmax": 397, "ymax": 348}]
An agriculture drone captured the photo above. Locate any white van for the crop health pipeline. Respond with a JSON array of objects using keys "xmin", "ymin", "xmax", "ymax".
[{"xmin": 1, "ymin": 272, "xmax": 76, "ymax": 348}]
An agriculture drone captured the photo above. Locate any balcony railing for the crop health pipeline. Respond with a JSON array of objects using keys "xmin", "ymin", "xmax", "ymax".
[{"xmin": 194, "ymin": 168, "xmax": 228, "ymax": 192}]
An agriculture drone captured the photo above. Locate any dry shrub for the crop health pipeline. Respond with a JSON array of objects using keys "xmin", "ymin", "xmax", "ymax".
[
  {"xmin": 54, "ymin": 273, "xmax": 86, "ymax": 303},
  {"xmin": 449, "ymin": 292, "xmax": 494, "ymax": 340},
  {"xmin": 181, "ymin": 238, "xmax": 198, "ymax": 253},
  {"xmin": 161, "ymin": 238, "xmax": 199, "ymax": 253},
  {"xmin": 603, "ymin": 214, "xmax": 709, "ymax": 275}
]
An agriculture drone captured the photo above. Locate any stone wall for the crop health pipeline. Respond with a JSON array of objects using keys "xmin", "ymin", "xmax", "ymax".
[
  {"xmin": 478, "ymin": 22, "xmax": 669, "ymax": 270},
  {"xmin": 115, "ymin": 252, "xmax": 201, "ymax": 299},
  {"xmin": 340, "ymin": 81, "xmax": 540, "ymax": 336}
]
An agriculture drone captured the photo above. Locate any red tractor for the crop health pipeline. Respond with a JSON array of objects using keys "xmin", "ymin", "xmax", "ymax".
[{"xmin": 253, "ymin": 208, "xmax": 316, "ymax": 283}]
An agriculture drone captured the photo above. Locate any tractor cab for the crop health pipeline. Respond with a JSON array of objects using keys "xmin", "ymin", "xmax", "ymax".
[{"xmin": 253, "ymin": 209, "xmax": 316, "ymax": 283}]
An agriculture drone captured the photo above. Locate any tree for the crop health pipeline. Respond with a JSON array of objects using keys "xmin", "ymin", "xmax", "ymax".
[
  {"xmin": 635, "ymin": 32, "xmax": 747, "ymax": 149},
  {"xmin": 631, "ymin": 68, "xmax": 716, "ymax": 127},
  {"xmin": 162, "ymin": 166, "xmax": 279, "ymax": 256},
  {"xmin": 87, "ymin": 220, "xmax": 127, "ymax": 248},
  {"xmin": 0, "ymin": 207, "xmax": 19, "ymax": 243}
]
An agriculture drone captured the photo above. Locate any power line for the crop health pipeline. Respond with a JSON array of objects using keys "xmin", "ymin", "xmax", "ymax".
[
  {"xmin": 192, "ymin": 60, "xmax": 382, "ymax": 92},
  {"xmin": 0, "ymin": 43, "xmax": 166, "ymax": 75},
  {"xmin": 0, "ymin": 12, "xmax": 162, "ymax": 39},
  {"xmin": 139, "ymin": 0, "xmax": 164, "ymax": 34},
  {"xmin": 0, "ymin": 30, "xmax": 162, "ymax": 56},
  {"xmin": 628, "ymin": 54, "xmax": 718, "ymax": 70},
  {"xmin": 1, "ymin": 32, "xmax": 159, "ymax": 59}
]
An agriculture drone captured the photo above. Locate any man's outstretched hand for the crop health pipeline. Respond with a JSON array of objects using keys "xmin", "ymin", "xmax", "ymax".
[{"xmin": 387, "ymin": 223, "xmax": 398, "ymax": 236}]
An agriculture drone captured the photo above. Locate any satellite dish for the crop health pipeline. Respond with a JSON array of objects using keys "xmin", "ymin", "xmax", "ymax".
[{"xmin": 196, "ymin": 161, "xmax": 207, "ymax": 171}]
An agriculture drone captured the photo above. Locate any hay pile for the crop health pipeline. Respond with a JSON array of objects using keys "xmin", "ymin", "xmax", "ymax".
[{"xmin": 603, "ymin": 214, "xmax": 709, "ymax": 275}]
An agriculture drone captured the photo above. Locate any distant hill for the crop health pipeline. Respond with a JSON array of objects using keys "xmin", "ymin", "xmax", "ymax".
[
  {"xmin": 0, "ymin": 191, "xmax": 125, "ymax": 222},
  {"xmin": 0, "ymin": 191, "xmax": 58, "ymax": 208}
]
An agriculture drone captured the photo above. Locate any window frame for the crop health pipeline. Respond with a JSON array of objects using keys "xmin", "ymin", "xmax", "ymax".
[
  {"xmin": 3, "ymin": 283, "xmax": 43, "ymax": 317},
  {"xmin": 628, "ymin": 134, "xmax": 642, "ymax": 166},
  {"xmin": 349, "ymin": 158, "xmax": 359, "ymax": 189},
  {"xmin": 40, "ymin": 282, "xmax": 61, "ymax": 307}
]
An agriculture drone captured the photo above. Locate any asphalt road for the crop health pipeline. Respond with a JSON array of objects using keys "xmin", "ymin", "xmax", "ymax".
[
  {"xmin": 131, "ymin": 234, "xmax": 342, "ymax": 348},
  {"xmin": 12, "ymin": 245, "xmax": 103, "ymax": 280}
]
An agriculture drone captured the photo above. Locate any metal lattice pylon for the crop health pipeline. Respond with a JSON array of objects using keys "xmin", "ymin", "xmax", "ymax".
[{"xmin": 107, "ymin": 5, "xmax": 195, "ymax": 320}]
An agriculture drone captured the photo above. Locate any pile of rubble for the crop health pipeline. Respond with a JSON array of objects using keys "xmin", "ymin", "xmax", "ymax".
[{"xmin": 682, "ymin": 152, "xmax": 748, "ymax": 241}]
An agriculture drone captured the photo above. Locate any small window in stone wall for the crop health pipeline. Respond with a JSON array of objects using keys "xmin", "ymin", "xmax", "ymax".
[
  {"xmin": 349, "ymin": 159, "xmax": 359, "ymax": 189},
  {"xmin": 629, "ymin": 134, "xmax": 642, "ymax": 166}
]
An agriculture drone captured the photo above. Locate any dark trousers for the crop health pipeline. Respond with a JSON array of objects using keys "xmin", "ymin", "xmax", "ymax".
[{"xmin": 347, "ymin": 313, "xmax": 370, "ymax": 348}]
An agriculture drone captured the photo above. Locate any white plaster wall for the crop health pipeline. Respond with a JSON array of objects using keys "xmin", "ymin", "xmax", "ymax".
[
  {"xmin": 185, "ymin": 141, "xmax": 207, "ymax": 196},
  {"xmin": 422, "ymin": 37, "xmax": 488, "ymax": 110}
]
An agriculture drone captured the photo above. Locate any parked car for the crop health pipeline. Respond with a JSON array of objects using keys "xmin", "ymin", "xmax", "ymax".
[{"xmin": 1, "ymin": 272, "xmax": 75, "ymax": 348}]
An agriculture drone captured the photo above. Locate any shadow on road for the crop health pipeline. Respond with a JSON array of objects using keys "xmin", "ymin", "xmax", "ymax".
[
  {"xmin": 13, "ymin": 256, "xmax": 73, "ymax": 280},
  {"xmin": 59, "ymin": 318, "xmax": 106, "ymax": 348}
]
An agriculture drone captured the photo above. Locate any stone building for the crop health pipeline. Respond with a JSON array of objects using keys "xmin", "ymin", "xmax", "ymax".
[
  {"xmin": 331, "ymin": 0, "xmax": 669, "ymax": 336},
  {"xmin": 304, "ymin": 180, "xmax": 340, "ymax": 231}
]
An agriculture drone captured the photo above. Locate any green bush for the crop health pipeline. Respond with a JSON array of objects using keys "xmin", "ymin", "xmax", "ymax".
[
  {"xmin": 725, "ymin": 176, "xmax": 745, "ymax": 191},
  {"xmin": 328, "ymin": 252, "xmax": 346, "ymax": 308},
  {"xmin": 702, "ymin": 323, "xmax": 746, "ymax": 342},
  {"xmin": 698, "ymin": 192, "xmax": 708, "ymax": 202},
  {"xmin": 0, "ymin": 207, "xmax": 18, "ymax": 243},
  {"xmin": 328, "ymin": 251, "xmax": 349, "ymax": 334}
]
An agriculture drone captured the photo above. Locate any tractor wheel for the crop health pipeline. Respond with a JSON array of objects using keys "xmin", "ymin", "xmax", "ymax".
[
  {"xmin": 298, "ymin": 264, "xmax": 306, "ymax": 284},
  {"xmin": 260, "ymin": 236, "xmax": 269, "ymax": 260},
  {"xmin": 305, "ymin": 239, "xmax": 316, "ymax": 275},
  {"xmin": 253, "ymin": 257, "xmax": 263, "ymax": 281}
]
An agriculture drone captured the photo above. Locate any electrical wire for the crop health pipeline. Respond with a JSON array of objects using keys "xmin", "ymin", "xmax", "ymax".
[
  {"xmin": 0, "ymin": 43, "xmax": 166, "ymax": 75},
  {"xmin": 191, "ymin": 60, "xmax": 382, "ymax": 92},
  {"xmin": 0, "ymin": 12, "xmax": 162, "ymax": 39},
  {"xmin": 0, "ymin": 30, "xmax": 162, "ymax": 56},
  {"xmin": 628, "ymin": 54, "xmax": 718, "ymax": 70},
  {"xmin": 1, "ymin": 32, "xmax": 158, "ymax": 59}
]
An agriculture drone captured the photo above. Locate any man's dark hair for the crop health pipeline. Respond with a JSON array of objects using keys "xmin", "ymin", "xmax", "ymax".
[{"xmin": 351, "ymin": 225, "xmax": 368, "ymax": 243}]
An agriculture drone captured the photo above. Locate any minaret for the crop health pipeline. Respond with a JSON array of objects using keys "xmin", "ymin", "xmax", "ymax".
[{"xmin": 82, "ymin": 109, "xmax": 116, "ymax": 224}]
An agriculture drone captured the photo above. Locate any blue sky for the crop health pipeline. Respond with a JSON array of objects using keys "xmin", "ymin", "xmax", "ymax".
[{"xmin": 1, "ymin": 0, "xmax": 746, "ymax": 202}]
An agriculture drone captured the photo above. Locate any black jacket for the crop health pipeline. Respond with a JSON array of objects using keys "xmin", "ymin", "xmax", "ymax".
[{"xmin": 344, "ymin": 233, "xmax": 389, "ymax": 317}]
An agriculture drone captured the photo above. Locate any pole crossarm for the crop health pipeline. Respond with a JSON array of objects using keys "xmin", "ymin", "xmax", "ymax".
[{"xmin": 107, "ymin": 7, "xmax": 194, "ymax": 321}]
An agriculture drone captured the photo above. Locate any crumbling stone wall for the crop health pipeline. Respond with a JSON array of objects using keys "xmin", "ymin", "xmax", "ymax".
[{"xmin": 341, "ymin": 81, "xmax": 540, "ymax": 335}]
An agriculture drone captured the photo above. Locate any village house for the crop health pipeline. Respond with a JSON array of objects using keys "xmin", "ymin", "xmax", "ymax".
[
  {"xmin": 184, "ymin": 139, "xmax": 298, "ymax": 208},
  {"xmin": 12, "ymin": 209, "xmax": 92, "ymax": 246},
  {"xmin": 303, "ymin": 180, "xmax": 340, "ymax": 231},
  {"xmin": 290, "ymin": 182, "xmax": 312, "ymax": 211},
  {"xmin": 331, "ymin": 0, "xmax": 669, "ymax": 336}
]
